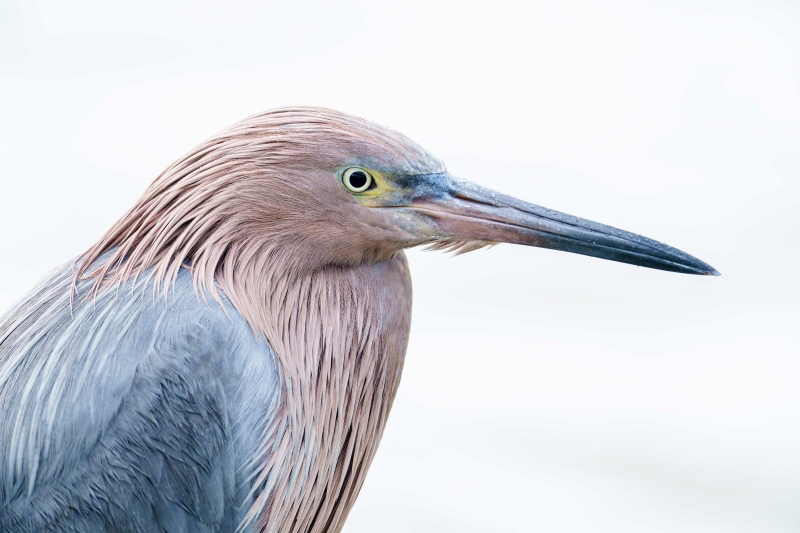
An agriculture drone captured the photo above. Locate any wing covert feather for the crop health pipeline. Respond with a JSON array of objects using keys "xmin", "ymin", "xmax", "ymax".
[{"xmin": 0, "ymin": 261, "xmax": 281, "ymax": 532}]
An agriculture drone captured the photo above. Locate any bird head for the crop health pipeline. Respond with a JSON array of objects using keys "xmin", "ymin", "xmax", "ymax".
[
  {"xmin": 231, "ymin": 107, "xmax": 717, "ymax": 276},
  {"xmin": 81, "ymin": 106, "xmax": 717, "ymax": 299}
]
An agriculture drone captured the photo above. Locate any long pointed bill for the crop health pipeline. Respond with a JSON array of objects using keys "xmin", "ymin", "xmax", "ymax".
[{"xmin": 408, "ymin": 174, "xmax": 719, "ymax": 275}]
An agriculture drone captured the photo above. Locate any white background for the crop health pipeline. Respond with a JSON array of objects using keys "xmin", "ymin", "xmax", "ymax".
[{"xmin": 1, "ymin": 1, "xmax": 799, "ymax": 531}]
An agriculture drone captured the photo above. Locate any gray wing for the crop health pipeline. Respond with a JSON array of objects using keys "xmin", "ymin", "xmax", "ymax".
[{"xmin": 0, "ymin": 261, "xmax": 280, "ymax": 532}]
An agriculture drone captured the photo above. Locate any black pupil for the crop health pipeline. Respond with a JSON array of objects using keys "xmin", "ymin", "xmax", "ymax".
[{"xmin": 349, "ymin": 171, "xmax": 368, "ymax": 189}]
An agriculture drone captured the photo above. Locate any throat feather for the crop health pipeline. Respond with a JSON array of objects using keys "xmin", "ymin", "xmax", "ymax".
[{"xmin": 226, "ymin": 256, "xmax": 411, "ymax": 533}]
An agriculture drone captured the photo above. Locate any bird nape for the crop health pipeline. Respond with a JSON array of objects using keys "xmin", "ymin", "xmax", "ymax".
[{"xmin": 0, "ymin": 107, "xmax": 718, "ymax": 533}]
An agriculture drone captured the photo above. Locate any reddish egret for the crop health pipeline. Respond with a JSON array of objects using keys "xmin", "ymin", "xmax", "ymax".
[{"xmin": 0, "ymin": 107, "xmax": 717, "ymax": 532}]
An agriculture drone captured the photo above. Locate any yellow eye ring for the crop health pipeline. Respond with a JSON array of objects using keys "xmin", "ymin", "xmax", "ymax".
[{"xmin": 342, "ymin": 167, "xmax": 374, "ymax": 193}]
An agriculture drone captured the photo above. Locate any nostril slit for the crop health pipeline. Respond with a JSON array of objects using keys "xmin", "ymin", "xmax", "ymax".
[{"xmin": 452, "ymin": 193, "xmax": 498, "ymax": 208}]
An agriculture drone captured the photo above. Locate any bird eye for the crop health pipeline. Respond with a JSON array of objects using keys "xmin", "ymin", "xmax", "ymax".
[{"xmin": 342, "ymin": 168, "xmax": 374, "ymax": 193}]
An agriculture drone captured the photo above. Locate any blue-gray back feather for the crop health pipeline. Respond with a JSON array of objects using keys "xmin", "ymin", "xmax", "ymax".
[{"xmin": 0, "ymin": 259, "xmax": 281, "ymax": 532}]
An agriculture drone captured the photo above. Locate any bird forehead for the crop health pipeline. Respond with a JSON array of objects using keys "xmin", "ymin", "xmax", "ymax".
[
  {"xmin": 309, "ymin": 123, "xmax": 445, "ymax": 175},
  {"xmin": 343, "ymin": 140, "xmax": 446, "ymax": 176}
]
